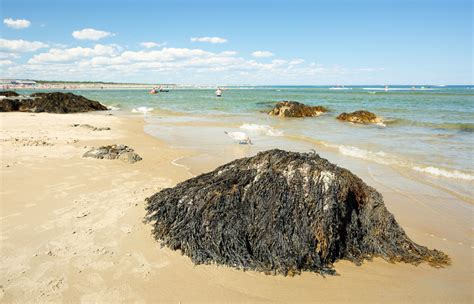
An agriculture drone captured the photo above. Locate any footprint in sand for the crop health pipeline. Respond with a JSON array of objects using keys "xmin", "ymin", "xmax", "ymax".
[{"xmin": 120, "ymin": 225, "xmax": 133, "ymax": 234}]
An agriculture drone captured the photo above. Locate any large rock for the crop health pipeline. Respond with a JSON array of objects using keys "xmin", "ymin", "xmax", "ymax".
[
  {"xmin": 0, "ymin": 91, "xmax": 19, "ymax": 97},
  {"xmin": 83, "ymin": 144, "xmax": 142, "ymax": 164},
  {"xmin": 0, "ymin": 99, "xmax": 22, "ymax": 112},
  {"xmin": 268, "ymin": 101, "xmax": 327, "ymax": 118},
  {"xmin": 337, "ymin": 110, "xmax": 381, "ymax": 124},
  {"xmin": 23, "ymin": 92, "xmax": 108, "ymax": 113},
  {"xmin": 145, "ymin": 149, "xmax": 448, "ymax": 275},
  {"xmin": 0, "ymin": 92, "xmax": 107, "ymax": 113}
]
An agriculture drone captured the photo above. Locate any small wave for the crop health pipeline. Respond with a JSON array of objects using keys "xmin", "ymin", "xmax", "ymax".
[
  {"xmin": 336, "ymin": 145, "xmax": 394, "ymax": 165},
  {"xmin": 362, "ymin": 87, "xmax": 435, "ymax": 91},
  {"xmin": 384, "ymin": 119, "xmax": 474, "ymax": 132},
  {"xmin": 171, "ymin": 157, "xmax": 190, "ymax": 170},
  {"xmin": 240, "ymin": 123, "xmax": 284, "ymax": 136},
  {"xmin": 171, "ymin": 157, "xmax": 195, "ymax": 177},
  {"xmin": 337, "ymin": 145, "xmax": 473, "ymax": 180},
  {"xmin": 132, "ymin": 106, "xmax": 154, "ymax": 114},
  {"xmin": 413, "ymin": 166, "xmax": 474, "ymax": 181},
  {"xmin": 107, "ymin": 105, "xmax": 121, "ymax": 111},
  {"xmin": 323, "ymin": 142, "xmax": 474, "ymax": 181}
]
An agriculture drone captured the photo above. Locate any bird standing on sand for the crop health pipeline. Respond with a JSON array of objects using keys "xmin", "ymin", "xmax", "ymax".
[{"xmin": 224, "ymin": 131, "xmax": 252, "ymax": 144}]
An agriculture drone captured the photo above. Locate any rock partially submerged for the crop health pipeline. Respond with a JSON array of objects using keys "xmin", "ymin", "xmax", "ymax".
[
  {"xmin": 0, "ymin": 91, "xmax": 19, "ymax": 97},
  {"xmin": 83, "ymin": 144, "xmax": 142, "ymax": 164},
  {"xmin": 268, "ymin": 101, "xmax": 327, "ymax": 118},
  {"xmin": 145, "ymin": 149, "xmax": 449, "ymax": 275},
  {"xmin": 337, "ymin": 110, "xmax": 381, "ymax": 124},
  {"xmin": 0, "ymin": 92, "xmax": 108, "ymax": 113}
]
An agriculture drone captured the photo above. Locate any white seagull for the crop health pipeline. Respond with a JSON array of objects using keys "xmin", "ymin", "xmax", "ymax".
[{"xmin": 224, "ymin": 131, "xmax": 252, "ymax": 145}]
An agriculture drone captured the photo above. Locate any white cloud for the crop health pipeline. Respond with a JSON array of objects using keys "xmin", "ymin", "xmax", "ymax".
[
  {"xmin": 140, "ymin": 42, "xmax": 167, "ymax": 49},
  {"xmin": 72, "ymin": 28, "xmax": 113, "ymax": 41},
  {"xmin": 119, "ymin": 47, "xmax": 212, "ymax": 63},
  {"xmin": 6, "ymin": 41, "xmax": 384, "ymax": 84},
  {"xmin": 0, "ymin": 52, "xmax": 20, "ymax": 59},
  {"xmin": 190, "ymin": 37, "xmax": 227, "ymax": 44},
  {"xmin": 220, "ymin": 51, "xmax": 238, "ymax": 56},
  {"xmin": 289, "ymin": 59, "xmax": 304, "ymax": 65},
  {"xmin": 252, "ymin": 51, "xmax": 274, "ymax": 58},
  {"xmin": 29, "ymin": 44, "xmax": 119, "ymax": 63},
  {"xmin": 0, "ymin": 60, "xmax": 14, "ymax": 66},
  {"xmin": 3, "ymin": 18, "xmax": 31, "ymax": 29},
  {"xmin": 0, "ymin": 39, "xmax": 48, "ymax": 53}
]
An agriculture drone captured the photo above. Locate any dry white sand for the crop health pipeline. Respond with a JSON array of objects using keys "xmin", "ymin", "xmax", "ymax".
[{"xmin": 0, "ymin": 112, "xmax": 472, "ymax": 303}]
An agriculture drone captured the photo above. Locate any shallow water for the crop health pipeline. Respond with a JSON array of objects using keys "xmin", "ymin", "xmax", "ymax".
[{"xmin": 17, "ymin": 86, "xmax": 474, "ymax": 197}]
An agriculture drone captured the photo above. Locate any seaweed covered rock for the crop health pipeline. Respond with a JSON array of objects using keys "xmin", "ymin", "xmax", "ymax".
[
  {"xmin": 0, "ymin": 91, "xmax": 19, "ymax": 97},
  {"xmin": 268, "ymin": 101, "xmax": 327, "ymax": 118},
  {"xmin": 145, "ymin": 149, "xmax": 449, "ymax": 275},
  {"xmin": 83, "ymin": 144, "xmax": 142, "ymax": 163},
  {"xmin": 337, "ymin": 110, "xmax": 381, "ymax": 124},
  {"xmin": 24, "ymin": 92, "xmax": 108, "ymax": 113},
  {"xmin": 0, "ymin": 99, "xmax": 22, "ymax": 112},
  {"xmin": 0, "ymin": 92, "xmax": 107, "ymax": 113}
]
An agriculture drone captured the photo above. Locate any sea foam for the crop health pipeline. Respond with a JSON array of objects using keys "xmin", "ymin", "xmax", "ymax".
[
  {"xmin": 132, "ymin": 107, "xmax": 154, "ymax": 114},
  {"xmin": 413, "ymin": 166, "xmax": 474, "ymax": 181},
  {"xmin": 240, "ymin": 123, "xmax": 284, "ymax": 136},
  {"xmin": 335, "ymin": 144, "xmax": 473, "ymax": 180}
]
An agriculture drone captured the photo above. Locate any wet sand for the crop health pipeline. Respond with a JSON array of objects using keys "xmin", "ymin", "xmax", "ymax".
[{"xmin": 0, "ymin": 112, "xmax": 472, "ymax": 303}]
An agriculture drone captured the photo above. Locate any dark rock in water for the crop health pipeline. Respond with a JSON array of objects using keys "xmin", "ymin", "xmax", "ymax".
[
  {"xmin": 337, "ymin": 110, "xmax": 381, "ymax": 124},
  {"xmin": 268, "ymin": 101, "xmax": 327, "ymax": 118},
  {"xmin": 145, "ymin": 149, "xmax": 449, "ymax": 275},
  {"xmin": 83, "ymin": 144, "xmax": 142, "ymax": 163},
  {"xmin": 0, "ymin": 91, "xmax": 19, "ymax": 97},
  {"xmin": 23, "ymin": 92, "xmax": 108, "ymax": 113},
  {"xmin": 0, "ymin": 99, "xmax": 22, "ymax": 112}
]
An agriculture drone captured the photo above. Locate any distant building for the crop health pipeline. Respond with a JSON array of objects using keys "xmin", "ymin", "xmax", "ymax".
[
  {"xmin": 0, "ymin": 79, "xmax": 37, "ymax": 88},
  {"xmin": 14, "ymin": 80, "xmax": 37, "ymax": 85}
]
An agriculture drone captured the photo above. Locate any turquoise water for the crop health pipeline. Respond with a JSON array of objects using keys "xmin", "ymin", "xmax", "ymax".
[{"xmin": 18, "ymin": 86, "xmax": 474, "ymax": 183}]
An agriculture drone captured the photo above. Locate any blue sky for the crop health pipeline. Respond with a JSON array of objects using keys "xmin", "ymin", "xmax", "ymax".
[{"xmin": 0, "ymin": 0, "xmax": 472, "ymax": 84}]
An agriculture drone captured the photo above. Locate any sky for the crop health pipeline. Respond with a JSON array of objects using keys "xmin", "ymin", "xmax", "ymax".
[{"xmin": 0, "ymin": 0, "xmax": 472, "ymax": 85}]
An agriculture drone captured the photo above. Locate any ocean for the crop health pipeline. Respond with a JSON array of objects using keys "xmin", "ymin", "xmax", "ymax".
[{"xmin": 18, "ymin": 85, "xmax": 474, "ymax": 199}]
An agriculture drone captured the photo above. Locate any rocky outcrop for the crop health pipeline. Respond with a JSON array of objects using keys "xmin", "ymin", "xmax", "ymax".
[
  {"xmin": 268, "ymin": 101, "xmax": 327, "ymax": 118},
  {"xmin": 0, "ymin": 92, "xmax": 107, "ymax": 113},
  {"xmin": 337, "ymin": 110, "xmax": 381, "ymax": 124},
  {"xmin": 83, "ymin": 144, "xmax": 142, "ymax": 164},
  {"xmin": 0, "ymin": 91, "xmax": 19, "ymax": 97},
  {"xmin": 145, "ymin": 149, "xmax": 449, "ymax": 276},
  {"xmin": 25, "ymin": 92, "xmax": 108, "ymax": 113},
  {"xmin": 0, "ymin": 99, "xmax": 22, "ymax": 112}
]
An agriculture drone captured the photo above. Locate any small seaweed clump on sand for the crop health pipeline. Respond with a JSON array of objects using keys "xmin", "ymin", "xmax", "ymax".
[
  {"xmin": 145, "ymin": 149, "xmax": 449, "ymax": 275},
  {"xmin": 83, "ymin": 144, "xmax": 142, "ymax": 164}
]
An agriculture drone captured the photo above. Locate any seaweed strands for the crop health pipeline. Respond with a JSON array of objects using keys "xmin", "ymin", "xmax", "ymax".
[{"xmin": 145, "ymin": 149, "xmax": 449, "ymax": 276}]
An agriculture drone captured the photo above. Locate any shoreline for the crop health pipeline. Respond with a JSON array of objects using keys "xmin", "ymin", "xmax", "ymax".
[{"xmin": 1, "ymin": 111, "xmax": 473, "ymax": 302}]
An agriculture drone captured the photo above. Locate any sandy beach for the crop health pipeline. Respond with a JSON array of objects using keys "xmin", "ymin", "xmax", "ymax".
[{"xmin": 0, "ymin": 111, "xmax": 472, "ymax": 303}]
